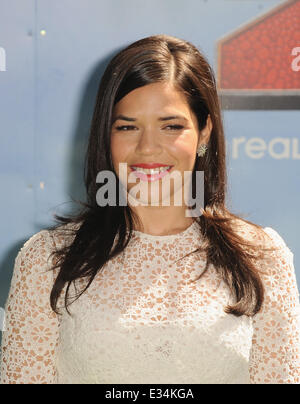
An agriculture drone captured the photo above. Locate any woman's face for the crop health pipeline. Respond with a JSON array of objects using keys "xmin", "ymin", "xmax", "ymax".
[{"xmin": 110, "ymin": 81, "xmax": 212, "ymax": 206}]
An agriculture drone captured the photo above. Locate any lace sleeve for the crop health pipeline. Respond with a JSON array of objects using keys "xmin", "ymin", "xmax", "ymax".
[
  {"xmin": 249, "ymin": 227, "xmax": 300, "ymax": 384},
  {"xmin": 0, "ymin": 230, "xmax": 59, "ymax": 384}
]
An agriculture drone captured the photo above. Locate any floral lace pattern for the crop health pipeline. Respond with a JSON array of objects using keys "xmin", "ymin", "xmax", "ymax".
[{"xmin": 0, "ymin": 221, "xmax": 299, "ymax": 384}]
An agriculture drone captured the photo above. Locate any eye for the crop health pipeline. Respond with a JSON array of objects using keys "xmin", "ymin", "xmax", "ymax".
[
  {"xmin": 114, "ymin": 124, "xmax": 184, "ymax": 131},
  {"xmin": 165, "ymin": 125, "xmax": 184, "ymax": 131},
  {"xmin": 115, "ymin": 125, "xmax": 136, "ymax": 131}
]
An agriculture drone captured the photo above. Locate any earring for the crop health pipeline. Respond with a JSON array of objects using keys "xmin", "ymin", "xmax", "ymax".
[{"xmin": 196, "ymin": 144, "xmax": 208, "ymax": 157}]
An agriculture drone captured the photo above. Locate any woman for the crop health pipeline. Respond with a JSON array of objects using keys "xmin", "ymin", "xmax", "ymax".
[{"xmin": 1, "ymin": 34, "xmax": 299, "ymax": 384}]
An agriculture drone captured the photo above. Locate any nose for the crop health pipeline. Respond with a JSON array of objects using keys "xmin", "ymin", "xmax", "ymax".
[{"xmin": 135, "ymin": 127, "xmax": 162, "ymax": 156}]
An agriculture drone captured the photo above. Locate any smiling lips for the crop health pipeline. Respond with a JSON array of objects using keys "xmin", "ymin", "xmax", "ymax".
[{"xmin": 130, "ymin": 163, "xmax": 173, "ymax": 182}]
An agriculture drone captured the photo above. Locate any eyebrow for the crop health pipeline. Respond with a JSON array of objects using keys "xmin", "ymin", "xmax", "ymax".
[{"xmin": 112, "ymin": 114, "xmax": 188, "ymax": 124}]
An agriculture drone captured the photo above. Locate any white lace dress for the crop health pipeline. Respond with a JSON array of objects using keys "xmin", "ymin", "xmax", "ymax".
[{"xmin": 1, "ymin": 220, "xmax": 300, "ymax": 384}]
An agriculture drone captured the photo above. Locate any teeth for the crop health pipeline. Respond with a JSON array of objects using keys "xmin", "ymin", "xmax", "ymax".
[{"xmin": 131, "ymin": 166, "xmax": 171, "ymax": 174}]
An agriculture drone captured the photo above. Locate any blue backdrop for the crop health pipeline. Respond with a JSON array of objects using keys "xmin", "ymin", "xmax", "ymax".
[{"xmin": 0, "ymin": 0, "xmax": 299, "ymax": 335}]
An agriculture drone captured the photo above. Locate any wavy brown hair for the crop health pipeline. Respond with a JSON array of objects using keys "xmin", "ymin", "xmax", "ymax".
[{"xmin": 47, "ymin": 34, "xmax": 276, "ymax": 317}]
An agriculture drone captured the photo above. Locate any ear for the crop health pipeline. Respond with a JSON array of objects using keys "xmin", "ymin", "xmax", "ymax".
[{"xmin": 198, "ymin": 114, "xmax": 213, "ymax": 146}]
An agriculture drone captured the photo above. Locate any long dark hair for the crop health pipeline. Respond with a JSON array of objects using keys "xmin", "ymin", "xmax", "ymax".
[{"xmin": 47, "ymin": 34, "xmax": 275, "ymax": 317}]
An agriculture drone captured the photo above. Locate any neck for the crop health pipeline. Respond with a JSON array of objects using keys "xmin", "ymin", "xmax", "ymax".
[{"xmin": 128, "ymin": 205, "xmax": 195, "ymax": 236}]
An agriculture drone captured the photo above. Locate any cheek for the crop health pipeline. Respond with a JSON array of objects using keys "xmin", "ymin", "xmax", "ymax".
[
  {"xmin": 110, "ymin": 135, "xmax": 118, "ymax": 162},
  {"xmin": 110, "ymin": 135, "xmax": 129, "ymax": 167},
  {"xmin": 170, "ymin": 137, "xmax": 197, "ymax": 167}
]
